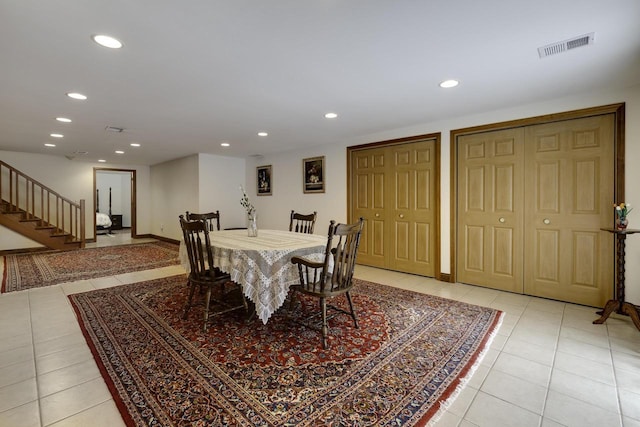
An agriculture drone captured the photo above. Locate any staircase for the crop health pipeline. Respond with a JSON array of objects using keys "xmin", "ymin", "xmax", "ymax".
[{"xmin": 0, "ymin": 161, "xmax": 85, "ymax": 251}]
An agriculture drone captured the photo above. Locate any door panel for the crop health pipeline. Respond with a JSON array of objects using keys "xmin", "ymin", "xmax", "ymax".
[
  {"xmin": 389, "ymin": 141, "xmax": 436, "ymax": 276},
  {"xmin": 457, "ymin": 129, "xmax": 525, "ymax": 293},
  {"xmin": 352, "ymin": 149, "xmax": 386, "ymax": 267},
  {"xmin": 524, "ymin": 116, "xmax": 614, "ymax": 306}
]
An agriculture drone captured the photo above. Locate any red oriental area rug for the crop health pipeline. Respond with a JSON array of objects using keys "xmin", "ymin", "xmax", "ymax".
[
  {"xmin": 69, "ymin": 275, "xmax": 502, "ymax": 426},
  {"xmin": 2, "ymin": 242, "xmax": 179, "ymax": 293}
]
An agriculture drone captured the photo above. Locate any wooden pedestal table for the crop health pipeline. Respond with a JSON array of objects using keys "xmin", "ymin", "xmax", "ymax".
[{"xmin": 593, "ymin": 228, "xmax": 640, "ymax": 332}]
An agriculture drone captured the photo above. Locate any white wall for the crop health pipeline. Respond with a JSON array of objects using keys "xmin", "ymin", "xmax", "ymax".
[
  {"xmin": 0, "ymin": 151, "xmax": 151, "ymax": 249},
  {"xmin": 150, "ymin": 155, "xmax": 199, "ymax": 241},
  {"xmin": 244, "ymin": 144, "xmax": 346, "ymax": 234},
  {"xmin": 198, "ymin": 154, "xmax": 247, "ymax": 229},
  {"xmin": 247, "ymin": 84, "xmax": 640, "ymax": 304}
]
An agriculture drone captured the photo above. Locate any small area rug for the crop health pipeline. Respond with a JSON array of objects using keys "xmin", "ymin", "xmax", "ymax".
[
  {"xmin": 2, "ymin": 242, "xmax": 179, "ymax": 293},
  {"xmin": 69, "ymin": 276, "xmax": 502, "ymax": 426}
]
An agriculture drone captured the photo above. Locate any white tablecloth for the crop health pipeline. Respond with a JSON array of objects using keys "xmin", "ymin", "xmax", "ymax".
[{"xmin": 179, "ymin": 229, "xmax": 327, "ymax": 323}]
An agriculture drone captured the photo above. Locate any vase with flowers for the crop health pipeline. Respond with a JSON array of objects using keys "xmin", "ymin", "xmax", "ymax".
[
  {"xmin": 240, "ymin": 186, "xmax": 258, "ymax": 237},
  {"xmin": 614, "ymin": 202, "xmax": 633, "ymax": 231}
]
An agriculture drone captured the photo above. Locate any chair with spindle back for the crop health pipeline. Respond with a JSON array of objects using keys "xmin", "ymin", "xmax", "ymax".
[
  {"xmin": 289, "ymin": 210, "xmax": 317, "ymax": 234},
  {"xmin": 179, "ymin": 215, "xmax": 248, "ymax": 331},
  {"xmin": 289, "ymin": 218, "xmax": 364, "ymax": 348}
]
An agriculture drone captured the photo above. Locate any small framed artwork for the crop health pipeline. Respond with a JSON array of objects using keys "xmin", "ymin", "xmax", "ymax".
[
  {"xmin": 257, "ymin": 165, "xmax": 272, "ymax": 196},
  {"xmin": 303, "ymin": 156, "xmax": 325, "ymax": 194}
]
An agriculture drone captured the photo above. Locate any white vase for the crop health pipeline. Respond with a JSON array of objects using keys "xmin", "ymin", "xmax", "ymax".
[
  {"xmin": 247, "ymin": 212, "xmax": 258, "ymax": 237},
  {"xmin": 616, "ymin": 217, "xmax": 628, "ymax": 231}
]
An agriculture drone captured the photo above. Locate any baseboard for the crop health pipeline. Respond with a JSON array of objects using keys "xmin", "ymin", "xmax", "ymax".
[
  {"xmin": 437, "ymin": 273, "xmax": 453, "ymax": 283},
  {"xmin": 144, "ymin": 234, "xmax": 180, "ymax": 245},
  {"xmin": 0, "ymin": 246, "xmax": 52, "ymax": 256}
]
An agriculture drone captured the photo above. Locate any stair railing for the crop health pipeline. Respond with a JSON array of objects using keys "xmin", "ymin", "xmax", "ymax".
[{"xmin": 0, "ymin": 160, "xmax": 85, "ymax": 247}]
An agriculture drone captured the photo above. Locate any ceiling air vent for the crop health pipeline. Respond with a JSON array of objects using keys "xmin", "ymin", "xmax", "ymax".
[
  {"xmin": 538, "ymin": 32, "xmax": 595, "ymax": 58},
  {"xmin": 105, "ymin": 126, "xmax": 124, "ymax": 133}
]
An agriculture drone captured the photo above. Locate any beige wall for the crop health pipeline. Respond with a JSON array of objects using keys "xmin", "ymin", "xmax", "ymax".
[
  {"xmin": 197, "ymin": 154, "xmax": 246, "ymax": 230},
  {"xmin": 149, "ymin": 155, "xmax": 199, "ymax": 241}
]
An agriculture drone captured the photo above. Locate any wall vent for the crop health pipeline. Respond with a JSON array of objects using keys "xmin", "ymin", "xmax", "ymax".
[{"xmin": 538, "ymin": 32, "xmax": 595, "ymax": 58}]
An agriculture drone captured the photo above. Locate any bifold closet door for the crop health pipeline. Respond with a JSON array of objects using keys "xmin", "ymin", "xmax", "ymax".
[
  {"xmin": 456, "ymin": 128, "xmax": 525, "ymax": 293},
  {"xmin": 388, "ymin": 140, "xmax": 436, "ymax": 276},
  {"xmin": 457, "ymin": 115, "xmax": 614, "ymax": 306},
  {"xmin": 523, "ymin": 115, "xmax": 614, "ymax": 307},
  {"xmin": 352, "ymin": 147, "xmax": 387, "ymax": 268},
  {"xmin": 351, "ymin": 139, "xmax": 437, "ymax": 277}
]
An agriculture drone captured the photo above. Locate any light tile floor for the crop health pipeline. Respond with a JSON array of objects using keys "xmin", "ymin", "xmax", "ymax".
[{"xmin": 1, "ymin": 235, "xmax": 639, "ymax": 426}]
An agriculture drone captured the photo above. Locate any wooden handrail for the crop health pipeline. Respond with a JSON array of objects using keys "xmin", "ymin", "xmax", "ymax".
[{"xmin": 0, "ymin": 160, "xmax": 85, "ymax": 248}]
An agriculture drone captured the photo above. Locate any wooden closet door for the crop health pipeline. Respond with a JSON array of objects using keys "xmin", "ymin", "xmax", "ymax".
[
  {"xmin": 351, "ymin": 147, "xmax": 387, "ymax": 267},
  {"xmin": 457, "ymin": 128, "xmax": 525, "ymax": 293},
  {"xmin": 350, "ymin": 138, "xmax": 437, "ymax": 276},
  {"xmin": 389, "ymin": 140, "xmax": 436, "ymax": 276},
  {"xmin": 524, "ymin": 115, "xmax": 614, "ymax": 307}
]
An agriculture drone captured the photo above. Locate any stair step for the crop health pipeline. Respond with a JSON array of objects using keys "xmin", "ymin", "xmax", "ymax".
[
  {"xmin": 35, "ymin": 225, "xmax": 56, "ymax": 230},
  {"xmin": 19, "ymin": 218, "xmax": 41, "ymax": 223},
  {"xmin": 51, "ymin": 232, "xmax": 71, "ymax": 238}
]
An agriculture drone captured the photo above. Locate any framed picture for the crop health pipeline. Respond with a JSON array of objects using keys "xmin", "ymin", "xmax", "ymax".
[
  {"xmin": 257, "ymin": 165, "xmax": 272, "ymax": 196},
  {"xmin": 303, "ymin": 156, "xmax": 325, "ymax": 194}
]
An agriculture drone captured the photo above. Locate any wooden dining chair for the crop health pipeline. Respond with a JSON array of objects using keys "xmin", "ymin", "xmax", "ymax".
[
  {"xmin": 179, "ymin": 216, "xmax": 248, "ymax": 332},
  {"xmin": 186, "ymin": 210, "xmax": 221, "ymax": 231},
  {"xmin": 289, "ymin": 217, "xmax": 364, "ymax": 348},
  {"xmin": 289, "ymin": 210, "xmax": 317, "ymax": 234}
]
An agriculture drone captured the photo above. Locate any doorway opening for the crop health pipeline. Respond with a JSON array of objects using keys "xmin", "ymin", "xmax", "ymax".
[{"xmin": 93, "ymin": 168, "xmax": 137, "ymax": 241}]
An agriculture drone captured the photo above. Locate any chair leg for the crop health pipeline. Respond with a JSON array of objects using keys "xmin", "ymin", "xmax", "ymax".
[
  {"xmin": 346, "ymin": 291, "xmax": 359, "ymax": 329},
  {"xmin": 320, "ymin": 297, "xmax": 328, "ymax": 349},
  {"xmin": 183, "ymin": 281, "xmax": 197, "ymax": 320},
  {"xmin": 288, "ymin": 289, "xmax": 298, "ymax": 312},
  {"xmin": 203, "ymin": 285, "xmax": 213, "ymax": 332}
]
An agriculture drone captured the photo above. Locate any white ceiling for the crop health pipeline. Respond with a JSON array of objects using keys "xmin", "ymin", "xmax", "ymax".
[{"xmin": 1, "ymin": 0, "xmax": 639, "ymax": 166}]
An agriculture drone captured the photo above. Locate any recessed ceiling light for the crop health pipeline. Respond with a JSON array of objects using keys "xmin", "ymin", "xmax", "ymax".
[
  {"xmin": 115, "ymin": 150, "xmax": 124, "ymax": 154},
  {"xmin": 98, "ymin": 159, "xmax": 106, "ymax": 163},
  {"xmin": 44, "ymin": 143, "xmax": 56, "ymax": 147},
  {"xmin": 130, "ymin": 143, "xmax": 141, "ymax": 147},
  {"xmin": 221, "ymin": 142, "xmax": 230, "ymax": 147},
  {"xmin": 439, "ymin": 79, "xmax": 459, "ymax": 88},
  {"xmin": 324, "ymin": 112, "xmax": 338, "ymax": 119},
  {"xmin": 50, "ymin": 133, "xmax": 64, "ymax": 138},
  {"xmin": 257, "ymin": 132, "xmax": 268, "ymax": 137},
  {"xmin": 56, "ymin": 117, "xmax": 72, "ymax": 123},
  {"xmin": 66, "ymin": 92, "xmax": 87, "ymax": 100},
  {"xmin": 92, "ymin": 34, "xmax": 123, "ymax": 49}
]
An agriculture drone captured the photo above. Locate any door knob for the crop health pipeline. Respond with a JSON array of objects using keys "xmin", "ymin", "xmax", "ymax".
[
  {"xmin": 375, "ymin": 213, "xmax": 380, "ymax": 217},
  {"xmin": 543, "ymin": 218, "xmax": 550, "ymax": 225},
  {"xmin": 399, "ymin": 214, "xmax": 404, "ymax": 218},
  {"xmin": 499, "ymin": 217, "xmax": 506, "ymax": 223}
]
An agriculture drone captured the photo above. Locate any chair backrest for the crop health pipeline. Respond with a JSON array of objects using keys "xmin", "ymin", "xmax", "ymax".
[
  {"xmin": 321, "ymin": 218, "xmax": 364, "ymax": 293},
  {"xmin": 179, "ymin": 215, "xmax": 214, "ymax": 279},
  {"xmin": 186, "ymin": 211, "xmax": 221, "ymax": 232},
  {"xmin": 289, "ymin": 210, "xmax": 317, "ymax": 234}
]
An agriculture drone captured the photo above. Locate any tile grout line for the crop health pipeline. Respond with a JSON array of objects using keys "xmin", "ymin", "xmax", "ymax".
[{"xmin": 28, "ymin": 288, "xmax": 44, "ymax": 427}]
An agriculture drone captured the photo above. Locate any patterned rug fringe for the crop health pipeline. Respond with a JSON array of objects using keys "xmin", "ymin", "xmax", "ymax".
[{"xmin": 425, "ymin": 311, "xmax": 505, "ymax": 426}]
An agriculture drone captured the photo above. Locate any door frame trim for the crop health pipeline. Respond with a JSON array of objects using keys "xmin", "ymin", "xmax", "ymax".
[
  {"xmin": 347, "ymin": 132, "xmax": 442, "ymax": 280},
  {"xmin": 93, "ymin": 168, "xmax": 137, "ymax": 238},
  {"xmin": 449, "ymin": 103, "xmax": 625, "ymax": 283}
]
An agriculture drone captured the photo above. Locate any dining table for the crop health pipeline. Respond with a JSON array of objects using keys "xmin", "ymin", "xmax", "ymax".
[{"xmin": 178, "ymin": 229, "xmax": 328, "ymax": 324}]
